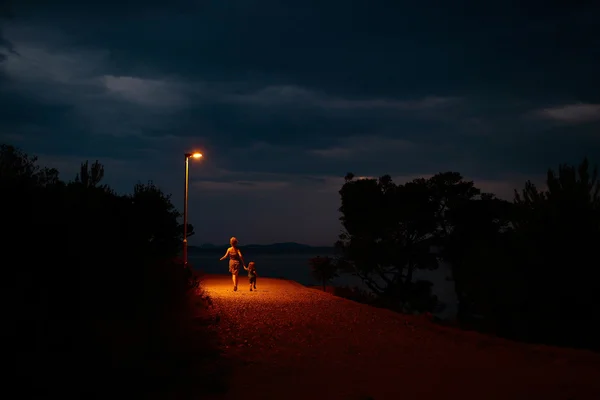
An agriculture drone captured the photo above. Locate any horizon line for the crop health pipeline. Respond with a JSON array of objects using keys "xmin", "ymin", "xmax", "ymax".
[{"xmin": 190, "ymin": 242, "xmax": 334, "ymax": 247}]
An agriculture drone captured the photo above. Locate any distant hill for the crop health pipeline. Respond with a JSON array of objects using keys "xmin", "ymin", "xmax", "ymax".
[
  {"xmin": 244, "ymin": 242, "xmax": 312, "ymax": 249},
  {"xmin": 190, "ymin": 242, "xmax": 333, "ymax": 253},
  {"xmin": 195, "ymin": 242, "xmax": 312, "ymax": 249}
]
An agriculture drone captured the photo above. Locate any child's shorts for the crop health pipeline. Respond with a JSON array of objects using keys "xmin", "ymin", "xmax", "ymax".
[{"xmin": 249, "ymin": 276, "xmax": 256, "ymax": 284}]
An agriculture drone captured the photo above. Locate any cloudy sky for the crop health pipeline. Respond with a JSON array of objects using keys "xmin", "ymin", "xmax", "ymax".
[{"xmin": 1, "ymin": 0, "xmax": 599, "ymax": 246}]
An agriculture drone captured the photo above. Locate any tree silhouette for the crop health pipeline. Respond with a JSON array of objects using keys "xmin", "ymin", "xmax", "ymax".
[
  {"xmin": 426, "ymin": 171, "xmax": 482, "ymax": 240},
  {"xmin": 74, "ymin": 160, "xmax": 105, "ymax": 188},
  {"xmin": 130, "ymin": 180, "xmax": 183, "ymax": 258},
  {"xmin": 441, "ymin": 194, "xmax": 515, "ymax": 327},
  {"xmin": 336, "ymin": 174, "xmax": 441, "ymax": 312},
  {"xmin": 2, "ymin": 143, "xmax": 209, "ymax": 396},
  {"xmin": 309, "ymin": 256, "xmax": 338, "ymax": 291},
  {"xmin": 336, "ymin": 158, "xmax": 600, "ymax": 349},
  {"xmin": 0, "ymin": 143, "xmax": 59, "ymax": 187},
  {"xmin": 337, "ymin": 171, "xmax": 506, "ymax": 314},
  {"xmin": 510, "ymin": 157, "xmax": 600, "ymax": 348},
  {"xmin": 440, "ymin": 157, "xmax": 600, "ymax": 347}
]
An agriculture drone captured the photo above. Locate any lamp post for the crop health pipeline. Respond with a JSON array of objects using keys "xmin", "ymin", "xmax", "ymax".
[{"xmin": 183, "ymin": 151, "xmax": 203, "ymax": 267}]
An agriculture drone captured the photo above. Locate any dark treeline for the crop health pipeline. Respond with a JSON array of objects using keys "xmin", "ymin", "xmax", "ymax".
[
  {"xmin": 2, "ymin": 144, "xmax": 220, "ymax": 398},
  {"xmin": 326, "ymin": 159, "xmax": 600, "ymax": 351}
]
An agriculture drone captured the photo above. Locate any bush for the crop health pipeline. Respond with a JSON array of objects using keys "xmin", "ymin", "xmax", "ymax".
[{"xmin": 2, "ymin": 144, "xmax": 223, "ymax": 398}]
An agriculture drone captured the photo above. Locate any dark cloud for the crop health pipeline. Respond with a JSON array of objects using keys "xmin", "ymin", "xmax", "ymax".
[
  {"xmin": 0, "ymin": 0, "xmax": 13, "ymax": 62},
  {"xmin": 6, "ymin": 1, "xmax": 596, "ymax": 96}
]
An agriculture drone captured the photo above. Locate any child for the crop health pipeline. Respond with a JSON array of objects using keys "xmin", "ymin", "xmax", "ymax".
[{"xmin": 244, "ymin": 261, "xmax": 258, "ymax": 291}]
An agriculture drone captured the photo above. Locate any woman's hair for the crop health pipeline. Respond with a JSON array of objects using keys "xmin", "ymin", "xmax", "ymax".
[{"xmin": 230, "ymin": 237, "xmax": 238, "ymax": 246}]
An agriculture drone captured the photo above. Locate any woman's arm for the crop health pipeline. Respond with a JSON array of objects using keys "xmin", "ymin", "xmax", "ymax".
[
  {"xmin": 219, "ymin": 248, "xmax": 230, "ymax": 261},
  {"xmin": 238, "ymin": 250, "xmax": 246, "ymax": 268}
]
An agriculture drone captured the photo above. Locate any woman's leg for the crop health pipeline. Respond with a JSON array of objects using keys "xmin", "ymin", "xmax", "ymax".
[{"xmin": 232, "ymin": 273, "xmax": 238, "ymax": 290}]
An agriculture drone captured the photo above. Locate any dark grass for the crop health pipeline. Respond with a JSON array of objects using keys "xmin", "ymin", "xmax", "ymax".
[{"xmin": 12, "ymin": 269, "xmax": 229, "ymax": 400}]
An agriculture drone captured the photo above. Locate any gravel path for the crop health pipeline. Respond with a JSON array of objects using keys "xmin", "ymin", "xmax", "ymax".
[{"xmin": 201, "ymin": 274, "xmax": 600, "ymax": 400}]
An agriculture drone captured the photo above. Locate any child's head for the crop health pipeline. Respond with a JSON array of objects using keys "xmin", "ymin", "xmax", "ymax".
[
  {"xmin": 230, "ymin": 237, "xmax": 238, "ymax": 247},
  {"xmin": 248, "ymin": 261, "xmax": 256, "ymax": 270}
]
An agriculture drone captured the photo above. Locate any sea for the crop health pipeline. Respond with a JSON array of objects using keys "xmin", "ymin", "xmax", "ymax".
[{"xmin": 189, "ymin": 247, "xmax": 458, "ymax": 320}]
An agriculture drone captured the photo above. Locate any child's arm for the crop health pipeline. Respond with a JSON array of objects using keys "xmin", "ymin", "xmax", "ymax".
[{"xmin": 219, "ymin": 248, "xmax": 230, "ymax": 261}]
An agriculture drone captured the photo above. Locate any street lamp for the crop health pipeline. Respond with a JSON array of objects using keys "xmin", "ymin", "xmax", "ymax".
[{"xmin": 183, "ymin": 151, "xmax": 203, "ymax": 268}]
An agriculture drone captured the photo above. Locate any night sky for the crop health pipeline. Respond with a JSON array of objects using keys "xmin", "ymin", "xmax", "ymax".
[{"xmin": 1, "ymin": 1, "xmax": 599, "ymax": 246}]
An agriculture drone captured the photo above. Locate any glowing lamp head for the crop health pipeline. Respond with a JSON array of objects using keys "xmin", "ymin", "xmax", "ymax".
[{"xmin": 185, "ymin": 152, "xmax": 203, "ymax": 159}]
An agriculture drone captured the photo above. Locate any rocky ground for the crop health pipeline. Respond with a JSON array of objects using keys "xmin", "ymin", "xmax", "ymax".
[{"xmin": 200, "ymin": 274, "xmax": 600, "ymax": 400}]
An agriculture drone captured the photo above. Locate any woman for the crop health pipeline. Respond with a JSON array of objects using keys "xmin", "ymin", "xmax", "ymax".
[{"xmin": 219, "ymin": 237, "xmax": 246, "ymax": 291}]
